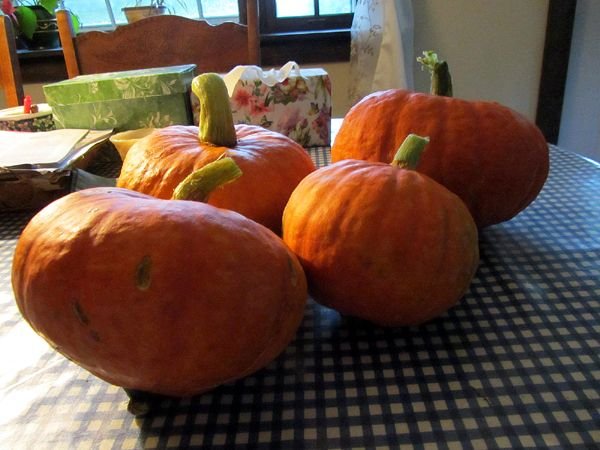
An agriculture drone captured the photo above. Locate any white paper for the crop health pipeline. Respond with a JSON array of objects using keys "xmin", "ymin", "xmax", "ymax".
[{"xmin": 0, "ymin": 129, "xmax": 111, "ymax": 168}]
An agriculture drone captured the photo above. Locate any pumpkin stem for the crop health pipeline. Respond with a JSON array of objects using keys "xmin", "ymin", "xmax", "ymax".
[
  {"xmin": 417, "ymin": 50, "xmax": 453, "ymax": 97},
  {"xmin": 123, "ymin": 388, "xmax": 172, "ymax": 416},
  {"xmin": 391, "ymin": 134, "xmax": 430, "ymax": 170},
  {"xmin": 172, "ymin": 156, "xmax": 242, "ymax": 202},
  {"xmin": 192, "ymin": 73, "xmax": 238, "ymax": 147}
]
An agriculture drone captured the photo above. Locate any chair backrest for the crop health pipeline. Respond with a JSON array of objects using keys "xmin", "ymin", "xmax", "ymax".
[
  {"xmin": 57, "ymin": 1, "xmax": 259, "ymax": 78},
  {"xmin": 0, "ymin": 14, "xmax": 24, "ymax": 107}
]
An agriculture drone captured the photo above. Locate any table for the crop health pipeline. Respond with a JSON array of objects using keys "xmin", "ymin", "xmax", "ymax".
[{"xmin": 1, "ymin": 142, "xmax": 598, "ymax": 449}]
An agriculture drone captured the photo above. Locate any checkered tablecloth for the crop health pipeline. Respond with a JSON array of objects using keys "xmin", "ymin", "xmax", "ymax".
[{"xmin": 0, "ymin": 145, "xmax": 598, "ymax": 449}]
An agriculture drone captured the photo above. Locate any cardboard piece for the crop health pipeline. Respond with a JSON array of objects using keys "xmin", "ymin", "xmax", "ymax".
[{"xmin": 0, "ymin": 130, "xmax": 115, "ymax": 211}]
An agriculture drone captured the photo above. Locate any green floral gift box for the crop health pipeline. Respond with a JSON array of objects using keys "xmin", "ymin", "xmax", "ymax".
[{"xmin": 43, "ymin": 65, "xmax": 197, "ymax": 131}]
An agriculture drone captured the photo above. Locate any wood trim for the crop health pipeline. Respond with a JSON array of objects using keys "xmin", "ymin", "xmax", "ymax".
[
  {"xmin": 536, "ymin": 0, "xmax": 577, "ymax": 144},
  {"xmin": 246, "ymin": 0, "xmax": 261, "ymax": 64},
  {"xmin": 238, "ymin": 0, "xmax": 247, "ymax": 23}
]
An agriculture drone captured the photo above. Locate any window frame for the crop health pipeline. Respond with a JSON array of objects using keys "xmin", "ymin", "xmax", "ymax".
[{"xmin": 258, "ymin": 0, "xmax": 354, "ymax": 35}]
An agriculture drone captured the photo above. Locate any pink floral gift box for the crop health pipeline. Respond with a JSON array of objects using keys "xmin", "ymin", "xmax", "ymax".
[{"xmin": 193, "ymin": 63, "xmax": 332, "ymax": 147}]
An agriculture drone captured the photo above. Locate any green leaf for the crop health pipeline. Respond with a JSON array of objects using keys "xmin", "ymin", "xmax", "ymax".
[
  {"xmin": 70, "ymin": 13, "xmax": 80, "ymax": 34},
  {"xmin": 39, "ymin": 0, "xmax": 59, "ymax": 15},
  {"xmin": 15, "ymin": 6, "xmax": 37, "ymax": 40}
]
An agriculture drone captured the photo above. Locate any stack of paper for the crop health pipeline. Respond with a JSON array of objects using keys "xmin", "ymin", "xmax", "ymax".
[{"xmin": 0, "ymin": 129, "xmax": 113, "ymax": 170}]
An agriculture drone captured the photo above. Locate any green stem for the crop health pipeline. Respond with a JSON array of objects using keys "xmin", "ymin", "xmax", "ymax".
[
  {"xmin": 391, "ymin": 134, "xmax": 430, "ymax": 170},
  {"xmin": 172, "ymin": 156, "xmax": 242, "ymax": 202},
  {"xmin": 123, "ymin": 388, "xmax": 168, "ymax": 416},
  {"xmin": 192, "ymin": 73, "xmax": 237, "ymax": 147},
  {"xmin": 417, "ymin": 50, "xmax": 453, "ymax": 97}
]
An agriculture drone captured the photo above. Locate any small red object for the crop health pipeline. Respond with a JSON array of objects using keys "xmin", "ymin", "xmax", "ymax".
[{"xmin": 23, "ymin": 95, "xmax": 32, "ymax": 114}]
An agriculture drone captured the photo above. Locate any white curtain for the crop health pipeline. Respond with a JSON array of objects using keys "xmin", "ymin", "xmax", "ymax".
[{"xmin": 348, "ymin": 0, "xmax": 415, "ymax": 105}]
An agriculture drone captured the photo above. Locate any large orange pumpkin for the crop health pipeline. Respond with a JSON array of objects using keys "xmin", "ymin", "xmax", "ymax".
[
  {"xmin": 117, "ymin": 73, "xmax": 316, "ymax": 234},
  {"xmin": 283, "ymin": 135, "xmax": 479, "ymax": 326},
  {"xmin": 12, "ymin": 161, "xmax": 307, "ymax": 397},
  {"xmin": 332, "ymin": 52, "xmax": 549, "ymax": 228}
]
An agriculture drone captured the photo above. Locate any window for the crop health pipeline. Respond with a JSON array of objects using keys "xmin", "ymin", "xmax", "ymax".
[
  {"xmin": 259, "ymin": 0, "xmax": 355, "ymax": 34},
  {"xmin": 65, "ymin": 0, "xmax": 240, "ymax": 29}
]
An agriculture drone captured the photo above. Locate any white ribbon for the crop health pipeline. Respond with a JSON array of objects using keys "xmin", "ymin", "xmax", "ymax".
[{"xmin": 223, "ymin": 61, "xmax": 302, "ymax": 96}]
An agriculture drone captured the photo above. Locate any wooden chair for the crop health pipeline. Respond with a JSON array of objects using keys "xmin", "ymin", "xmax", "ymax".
[
  {"xmin": 57, "ymin": 0, "xmax": 260, "ymax": 78},
  {"xmin": 0, "ymin": 14, "xmax": 24, "ymax": 107}
]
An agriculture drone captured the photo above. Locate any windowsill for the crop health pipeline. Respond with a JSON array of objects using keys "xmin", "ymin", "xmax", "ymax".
[{"xmin": 261, "ymin": 28, "xmax": 350, "ymax": 41}]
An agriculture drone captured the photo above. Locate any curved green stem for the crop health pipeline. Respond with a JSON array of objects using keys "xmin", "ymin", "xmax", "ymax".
[
  {"xmin": 391, "ymin": 134, "xmax": 430, "ymax": 170},
  {"xmin": 417, "ymin": 50, "xmax": 453, "ymax": 97},
  {"xmin": 172, "ymin": 156, "xmax": 242, "ymax": 202},
  {"xmin": 192, "ymin": 73, "xmax": 237, "ymax": 147}
]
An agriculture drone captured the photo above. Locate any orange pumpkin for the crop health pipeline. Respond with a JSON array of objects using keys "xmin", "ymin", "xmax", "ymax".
[
  {"xmin": 283, "ymin": 135, "xmax": 479, "ymax": 326},
  {"xmin": 332, "ymin": 52, "xmax": 549, "ymax": 228},
  {"xmin": 12, "ymin": 160, "xmax": 307, "ymax": 397},
  {"xmin": 117, "ymin": 73, "xmax": 316, "ymax": 234}
]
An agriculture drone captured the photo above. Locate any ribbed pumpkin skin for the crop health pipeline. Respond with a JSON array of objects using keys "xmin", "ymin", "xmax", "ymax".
[
  {"xmin": 12, "ymin": 187, "xmax": 307, "ymax": 397},
  {"xmin": 117, "ymin": 124, "xmax": 316, "ymax": 234},
  {"xmin": 282, "ymin": 160, "xmax": 479, "ymax": 326},
  {"xmin": 331, "ymin": 90, "xmax": 549, "ymax": 228}
]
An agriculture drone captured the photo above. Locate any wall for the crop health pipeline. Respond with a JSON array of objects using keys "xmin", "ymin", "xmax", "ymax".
[
  {"xmin": 2, "ymin": 1, "xmax": 549, "ymax": 123},
  {"xmin": 0, "ymin": 82, "xmax": 45, "ymax": 111},
  {"xmin": 558, "ymin": 0, "xmax": 600, "ymax": 163},
  {"xmin": 322, "ymin": 0, "xmax": 549, "ymax": 121},
  {"xmin": 411, "ymin": 0, "xmax": 548, "ymax": 121}
]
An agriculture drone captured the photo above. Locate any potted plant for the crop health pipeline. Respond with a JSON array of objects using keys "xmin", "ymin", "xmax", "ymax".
[
  {"xmin": 1, "ymin": 0, "xmax": 79, "ymax": 50},
  {"xmin": 122, "ymin": 1, "xmax": 168, "ymax": 23}
]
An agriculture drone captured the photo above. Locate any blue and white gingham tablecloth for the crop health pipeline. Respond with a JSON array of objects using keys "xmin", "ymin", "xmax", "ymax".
[{"xmin": 0, "ymin": 143, "xmax": 598, "ymax": 449}]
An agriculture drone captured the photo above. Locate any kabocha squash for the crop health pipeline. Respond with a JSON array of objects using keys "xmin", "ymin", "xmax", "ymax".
[
  {"xmin": 283, "ymin": 135, "xmax": 479, "ymax": 327},
  {"xmin": 12, "ymin": 159, "xmax": 307, "ymax": 398},
  {"xmin": 117, "ymin": 73, "xmax": 316, "ymax": 234},
  {"xmin": 332, "ymin": 51, "xmax": 549, "ymax": 228}
]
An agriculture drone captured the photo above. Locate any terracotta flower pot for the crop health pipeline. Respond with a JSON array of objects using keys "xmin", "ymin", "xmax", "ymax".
[{"xmin": 122, "ymin": 6, "xmax": 167, "ymax": 23}]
